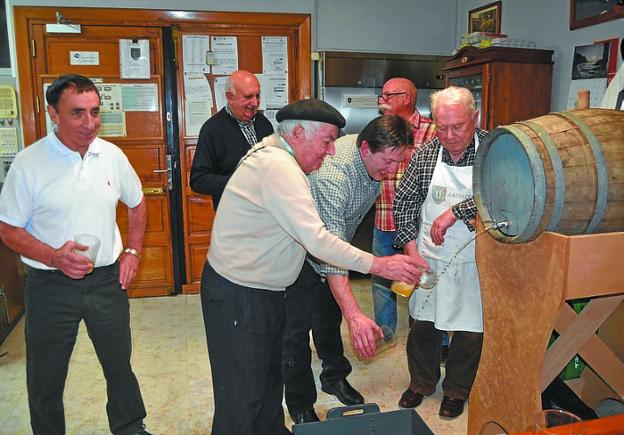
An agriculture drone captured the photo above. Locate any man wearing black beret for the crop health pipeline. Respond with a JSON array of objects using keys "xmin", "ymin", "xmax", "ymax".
[
  {"xmin": 200, "ymin": 98, "xmax": 427, "ymax": 435},
  {"xmin": 283, "ymin": 115, "xmax": 415, "ymax": 424}
]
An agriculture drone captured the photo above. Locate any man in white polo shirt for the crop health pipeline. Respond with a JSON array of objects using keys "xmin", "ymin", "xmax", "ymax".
[{"xmin": 0, "ymin": 74, "xmax": 151, "ymax": 435}]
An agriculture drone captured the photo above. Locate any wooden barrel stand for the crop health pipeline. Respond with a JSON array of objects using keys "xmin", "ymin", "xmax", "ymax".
[{"xmin": 468, "ymin": 221, "xmax": 624, "ymax": 434}]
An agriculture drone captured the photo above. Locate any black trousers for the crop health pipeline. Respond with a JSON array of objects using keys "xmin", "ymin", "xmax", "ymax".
[
  {"xmin": 25, "ymin": 263, "xmax": 146, "ymax": 435},
  {"xmin": 406, "ymin": 317, "xmax": 483, "ymax": 401},
  {"xmin": 200, "ymin": 262, "xmax": 291, "ymax": 435},
  {"xmin": 282, "ymin": 261, "xmax": 352, "ymax": 414}
]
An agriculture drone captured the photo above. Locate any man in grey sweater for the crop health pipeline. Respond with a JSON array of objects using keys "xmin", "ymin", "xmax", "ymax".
[{"xmin": 200, "ymin": 99, "xmax": 427, "ymax": 435}]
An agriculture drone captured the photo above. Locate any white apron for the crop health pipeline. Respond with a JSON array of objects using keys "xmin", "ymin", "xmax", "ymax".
[{"xmin": 408, "ymin": 134, "xmax": 483, "ymax": 332}]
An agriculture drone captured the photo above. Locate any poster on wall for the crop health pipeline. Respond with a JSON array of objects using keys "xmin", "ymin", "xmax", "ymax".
[
  {"xmin": 183, "ymin": 35, "xmax": 211, "ymax": 73},
  {"xmin": 211, "ymin": 36, "xmax": 238, "ymax": 75},
  {"xmin": 119, "ymin": 39, "xmax": 151, "ymax": 79}
]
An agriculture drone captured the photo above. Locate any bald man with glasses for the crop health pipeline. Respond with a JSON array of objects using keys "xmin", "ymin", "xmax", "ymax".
[{"xmin": 373, "ymin": 78, "xmax": 436, "ymax": 335}]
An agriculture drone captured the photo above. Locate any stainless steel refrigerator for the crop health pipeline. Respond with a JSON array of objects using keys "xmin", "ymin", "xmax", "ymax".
[
  {"xmin": 313, "ymin": 50, "xmax": 447, "ymax": 253},
  {"xmin": 314, "ymin": 51, "xmax": 447, "ymax": 134}
]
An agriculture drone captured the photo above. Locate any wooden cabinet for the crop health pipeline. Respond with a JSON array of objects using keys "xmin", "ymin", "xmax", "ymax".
[
  {"xmin": 0, "ymin": 239, "xmax": 25, "ymax": 343},
  {"xmin": 444, "ymin": 46, "xmax": 554, "ymax": 130}
]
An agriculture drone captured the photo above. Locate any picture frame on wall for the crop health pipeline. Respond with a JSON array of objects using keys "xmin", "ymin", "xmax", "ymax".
[
  {"xmin": 570, "ymin": 0, "xmax": 624, "ymax": 30},
  {"xmin": 468, "ymin": 1, "xmax": 502, "ymax": 34},
  {"xmin": 571, "ymin": 43, "xmax": 609, "ymax": 80}
]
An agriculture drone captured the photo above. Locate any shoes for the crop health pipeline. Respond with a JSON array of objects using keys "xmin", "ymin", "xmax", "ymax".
[
  {"xmin": 322, "ymin": 379, "xmax": 364, "ymax": 406},
  {"xmin": 439, "ymin": 396, "xmax": 465, "ymax": 419},
  {"xmin": 291, "ymin": 408, "xmax": 320, "ymax": 424},
  {"xmin": 398, "ymin": 389, "xmax": 425, "ymax": 408},
  {"xmin": 441, "ymin": 345, "xmax": 449, "ymax": 366},
  {"xmin": 133, "ymin": 427, "xmax": 152, "ymax": 435}
]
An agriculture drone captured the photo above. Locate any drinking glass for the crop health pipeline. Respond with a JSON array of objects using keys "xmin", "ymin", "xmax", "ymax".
[
  {"xmin": 374, "ymin": 325, "xmax": 397, "ymax": 355},
  {"xmin": 533, "ymin": 409, "xmax": 585, "ymax": 434},
  {"xmin": 73, "ymin": 234, "xmax": 101, "ymax": 273},
  {"xmin": 390, "ymin": 267, "xmax": 438, "ymax": 297}
]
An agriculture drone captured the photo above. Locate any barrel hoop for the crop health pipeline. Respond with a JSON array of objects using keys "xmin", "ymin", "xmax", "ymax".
[
  {"xmin": 556, "ymin": 111, "xmax": 608, "ymax": 233},
  {"xmin": 504, "ymin": 125, "xmax": 546, "ymax": 242},
  {"xmin": 518, "ymin": 120, "xmax": 565, "ymax": 232}
]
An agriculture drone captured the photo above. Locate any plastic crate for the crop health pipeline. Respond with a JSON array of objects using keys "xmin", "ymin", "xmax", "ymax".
[{"xmin": 292, "ymin": 403, "xmax": 434, "ymax": 435}]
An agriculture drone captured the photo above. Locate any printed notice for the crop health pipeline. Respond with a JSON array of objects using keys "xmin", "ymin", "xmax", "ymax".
[
  {"xmin": 69, "ymin": 51, "xmax": 100, "ymax": 66},
  {"xmin": 183, "ymin": 35, "xmax": 211, "ymax": 73},
  {"xmin": 262, "ymin": 36, "xmax": 288, "ymax": 74},
  {"xmin": 213, "ymin": 76, "xmax": 228, "ymax": 112},
  {"xmin": 0, "ymin": 128, "xmax": 19, "ymax": 157},
  {"xmin": 95, "ymin": 84, "xmax": 126, "ymax": 137},
  {"xmin": 211, "ymin": 36, "xmax": 238, "ymax": 75},
  {"xmin": 96, "ymin": 84, "xmax": 123, "ymax": 112},
  {"xmin": 119, "ymin": 39, "xmax": 151, "ymax": 79},
  {"xmin": 259, "ymin": 73, "xmax": 288, "ymax": 107},
  {"xmin": 99, "ymin": 111, "xmax": 127, "ymax": 137},
  {"xmin": 0, "ymin": 86, "xmax": 18, "ymax": 119},
  {"xmin": 183, "ymin": 72, "xmax": 213, "ymax": 136},
  {"xmin": 122, "ymin": 84, "xmax": 159, "ymax": 112}
]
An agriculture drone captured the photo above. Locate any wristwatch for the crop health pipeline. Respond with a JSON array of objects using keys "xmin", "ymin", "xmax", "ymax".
[{"xmin": 123, "ymin": 248, "xmax": 141, "ymax": 261}]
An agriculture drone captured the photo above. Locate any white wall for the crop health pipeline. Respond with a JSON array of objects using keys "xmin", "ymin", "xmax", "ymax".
[
  {"xmin": 457, "ymin": 0, "xmax": 624, "ymax": 111},
  {"xmin": 7, "ymin": 0, "xmax": 456, "ymax": 56},
  {"xmin": 314, "ymin": 0, "xmax": 457, "ymax": 55}
]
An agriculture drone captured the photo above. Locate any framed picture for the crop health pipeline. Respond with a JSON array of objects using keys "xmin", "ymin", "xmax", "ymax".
[
  {"xmin": 468, "ymin": 1, "xmax": 502, "ymax": 34},
  {"xmin": 570, "ymin": 0, "xmax": 624, "ymax": 30},
  {"xmin": 571, "ymin": 43, "xmax": 609, "ymax": 80}
]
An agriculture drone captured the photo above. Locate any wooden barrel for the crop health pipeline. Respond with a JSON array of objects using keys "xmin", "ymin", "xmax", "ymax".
[{"xmin": 474, "ymin": 109, "xmax": 624, "ymax": 243}]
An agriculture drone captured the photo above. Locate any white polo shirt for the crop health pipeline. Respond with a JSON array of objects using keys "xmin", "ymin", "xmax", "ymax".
[{"xmin": 0, "ymin": 132, "xmax": 143, "ymax": 269}]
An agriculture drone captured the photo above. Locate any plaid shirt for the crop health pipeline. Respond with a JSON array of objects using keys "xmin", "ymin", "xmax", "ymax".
[
  {"xmin": 308, "ymin": 135, "xmax": 380, "ymax": 277},
  {"xmin": 225, "ymin": 105, "xmax": 258, "ymax": 145},
  {"xmin": 374, "ymin": 111, "xmax": 436, "ymax": 231},
  {"xmin": 393, "ymin": 128, "xmax": 488, "ymax": 248}
]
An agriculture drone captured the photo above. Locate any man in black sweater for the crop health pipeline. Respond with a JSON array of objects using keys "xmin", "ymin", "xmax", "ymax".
[{"xmin": 190, "ymin": 69, "xmax": 274, "ymax": 209}]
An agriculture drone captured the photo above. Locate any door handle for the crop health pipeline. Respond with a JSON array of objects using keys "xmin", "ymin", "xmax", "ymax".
[
  {"xmin": 143, "ymin": 187, "xmax": 164, "ymax": 195},
  {"xmin": 152, "ymin": 155, "xmax": 173, "ymax": 190}
]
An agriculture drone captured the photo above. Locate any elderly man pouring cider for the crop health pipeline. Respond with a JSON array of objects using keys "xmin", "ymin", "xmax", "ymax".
[
  {"xmin": 199, "ymin": 98, "xmax": 427, "ymax": 435},
  {"xmin": 393, "ymin": 86, "xmax": 488, "ymax": 420}
]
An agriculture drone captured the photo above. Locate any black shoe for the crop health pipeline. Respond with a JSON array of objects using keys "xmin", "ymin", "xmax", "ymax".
[
  {"xmin": 291, "ymin": 408, "xmax": 320, "ymax": 424},
  {"xmin": 322, "ymin": 379, "xmax": 364, "ymax": 406},
  {"xmin": 398, "ymin": 388, "xmax": 425, "ymax": 408},
  {"xmin": 134, "ymin": 428, "xmax": 152, "ymax": 435},
  {"xmin": 439, "ymin": 396, "xmax": 465, "ymax": 419}
]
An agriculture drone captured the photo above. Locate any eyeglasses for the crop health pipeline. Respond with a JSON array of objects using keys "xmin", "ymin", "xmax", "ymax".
[{"xmin": 377, "ymin": 92, "xmax": 407, "ymax": 101}]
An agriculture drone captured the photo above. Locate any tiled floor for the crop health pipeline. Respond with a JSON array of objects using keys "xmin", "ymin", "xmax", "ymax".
[{"xmin": 0, "ymin": 278, "xmax": 467, "ymax": 434}]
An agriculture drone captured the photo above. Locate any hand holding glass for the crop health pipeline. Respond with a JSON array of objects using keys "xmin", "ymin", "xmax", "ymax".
[
  {"xmin": 373, "ymin": 325, "xmax": 397, "ymax": 355},
  {"xmin": 390, "ymin": 267, "xmax": 438, "ymax": 298},
  {"xmin": 73, "ymin": 234, "xmax": 101, "ymax": 273}
]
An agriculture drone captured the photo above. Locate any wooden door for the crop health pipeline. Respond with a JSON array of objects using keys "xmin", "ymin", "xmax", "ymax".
[
  {"xmin": 175, "ymin": 19, "xmax": 310, "ymax": 293},
  {"xmin": 27, "ymin": 24, "xmax": 173, "ymax": 297}
]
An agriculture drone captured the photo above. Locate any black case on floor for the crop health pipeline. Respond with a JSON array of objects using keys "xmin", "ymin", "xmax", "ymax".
[{"xmin": 292, "ymin": 403, "xmax": 434, "ymax": 435}]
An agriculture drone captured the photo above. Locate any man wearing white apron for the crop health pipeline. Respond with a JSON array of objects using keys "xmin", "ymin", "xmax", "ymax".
[{"xmin": 393, "ymin": 86, "xmax": 487, "ymax": 420}]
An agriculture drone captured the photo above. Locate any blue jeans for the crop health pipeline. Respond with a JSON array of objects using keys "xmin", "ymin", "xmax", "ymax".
[
  {"xmin": 371, "ymin": 228, "xmax": 401, "ymax": 333},
  {"xmin": 371, "ymin": 228, "xmax": 450, "ymax": 346}
]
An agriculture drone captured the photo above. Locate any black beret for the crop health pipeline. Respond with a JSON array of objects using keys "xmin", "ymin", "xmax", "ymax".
[{"xmin": 276, "ymin": 98, "xmax": 346, "ymax": 128}]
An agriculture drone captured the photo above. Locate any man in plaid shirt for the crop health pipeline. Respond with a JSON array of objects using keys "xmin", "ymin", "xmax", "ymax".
[
  {"xmin": 283, "ymin": 115, "xmax": 417, "ymax": 425},
  {"xmin": 373, "ymin": 78, "xmax": 436, "ymax": 334},
  {"xmin": 393, "ymin": 86, "xmax": 486, "ymax": 420}
]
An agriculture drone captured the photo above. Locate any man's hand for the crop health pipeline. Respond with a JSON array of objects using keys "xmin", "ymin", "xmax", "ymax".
[
  {"xmin": 344, "ymin": 311, "xmax": 382, "ymax": 359},
  {"xmin": 52, "ymin": 241, "xmax": 93, "ymax": 279},
  {"xmin": 430, "ymin": 208, "xmax": 457, "ymax": 245},
  {"xmin": 369, "ymin": 254, "xmax": 429, "ymax": 284},
  {"xmin": 119, "ymin": 252, "xmax": 140, "ymax": 290}
]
